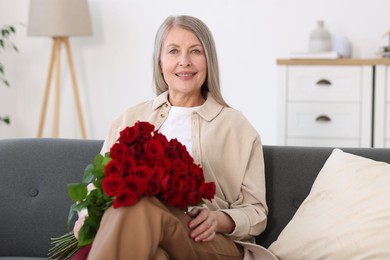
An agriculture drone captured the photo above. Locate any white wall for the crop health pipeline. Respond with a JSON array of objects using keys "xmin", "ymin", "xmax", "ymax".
[{"xmin": 1, "ymin": 0, "xmax": 390, "ymax": 144}]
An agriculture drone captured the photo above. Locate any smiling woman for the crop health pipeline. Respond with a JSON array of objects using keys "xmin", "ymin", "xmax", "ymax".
[{"xmin": 69, "ymin": 15, "xmax": 274, "ymax": 260}]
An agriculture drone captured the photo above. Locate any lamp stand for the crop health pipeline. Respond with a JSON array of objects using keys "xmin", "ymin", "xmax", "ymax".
[{"xmin": 37, "ymin": 37, "xmax": 87, "ymax": 139}]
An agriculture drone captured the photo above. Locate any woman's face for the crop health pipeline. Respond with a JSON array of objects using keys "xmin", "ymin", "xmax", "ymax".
[{"xmin": 160, "ymin": 26, "xmax": 207, "ymax": 103}]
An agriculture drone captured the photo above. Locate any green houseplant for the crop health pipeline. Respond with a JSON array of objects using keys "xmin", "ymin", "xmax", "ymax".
[{"xmin": 0, "ymin": 24, "xmax": 18, "ymax": 125}]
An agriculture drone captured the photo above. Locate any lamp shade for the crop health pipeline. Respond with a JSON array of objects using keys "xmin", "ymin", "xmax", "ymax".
[{"xmin": 27, "ymin": 0, "xmax": 92, "ymax": 37}]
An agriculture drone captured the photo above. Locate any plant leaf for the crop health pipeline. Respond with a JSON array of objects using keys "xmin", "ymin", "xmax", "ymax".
[
  {"xmin": 67, "ymin": 183, "xmax": 88, "ymax": 202},
  {"xmin": 93, "ymin": 154, "xmax": 103, "ymax": 166},
  {"xmin": 77, "ymin": 221, "xmax": 96, "ymax": 247},
  {"xmin": 67, "ymin": 206, "xmax": 75, "ymax": 229},
  {"xmin": 83, "ymin": 163, "xmax": 95, "ymax": 183}
]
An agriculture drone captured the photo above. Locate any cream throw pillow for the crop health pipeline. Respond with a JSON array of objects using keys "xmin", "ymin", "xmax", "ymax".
[{"xmin": 268, "ymin": 149, "xmax": 390, "ymax": 259}]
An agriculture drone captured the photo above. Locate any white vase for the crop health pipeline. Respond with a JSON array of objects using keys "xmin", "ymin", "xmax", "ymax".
[
  {"xmin": 333, "ymin": 36, "xmax": 352, "ymax": 58},
  {"xmin": 309, "ymin": 21, "xmax": 332, "ymax": 53}
]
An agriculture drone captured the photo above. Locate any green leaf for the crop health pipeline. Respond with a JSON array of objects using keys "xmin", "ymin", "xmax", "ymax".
[
  {"xmin": 102, "ymin": 156, "xmax": 112, "ymax": 166},
  {"xmin": 1, "ymin": 29, "xmax": 8, "ymax": 37},
  {"xmin": 93, "ymin": 154, "xmax": 103, "ymax": 166},
  {"xmin": 85, "ymin": 206, "xmax": 103, "ymax": 228},
  {"xmin": 93, "ymin": 179, "xmax": 103, "ymax": 189},
  {"xmin": 72, "ymin": 200, "xmax": 88, "ymax": 212},
  {"xmin": 77, "ymin": 221, "xmax": 96, "ymax": 247},
  {"xmin": 67, "ymin": 206, "xmax": 75, "ymax": 229},
  {"xmin": 67, "ymin": 201, "xmax": 88, "ymax": 228},
  {"xmin": 82, "ymin": 163, "xmax": 95, "ymax": 183},
  {"xmin": 0, "ymin": 116, "xmax": 10, "ymax": 124},
  {"xmin": 67, "ymin": 183, "xmax": 88, "ymax": 202}
]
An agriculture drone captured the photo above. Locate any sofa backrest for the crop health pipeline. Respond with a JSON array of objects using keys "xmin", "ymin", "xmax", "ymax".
[
  {"xmin": 0, "ymin": 138, "xmax": 103, "ymax": 257},
  {"xmin": 256, "ymin": 145, "xmax": 390, "ymax": 248}
]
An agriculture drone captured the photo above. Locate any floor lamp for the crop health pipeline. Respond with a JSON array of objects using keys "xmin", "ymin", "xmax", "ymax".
[{"xmin": 27, "ymin": 0, "xmax": 92, "ymax": 139}]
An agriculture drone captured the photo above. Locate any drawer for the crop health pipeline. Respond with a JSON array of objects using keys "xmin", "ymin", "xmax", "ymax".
[
  {"xmin": 287, "ymin": 66, "xmax": 361, "ymax": 102},
  {"xmin": 287, "ymin": 137, "xmax": 360, "ymax": 148},
  {"xmin": 287, "ymin": 103, "xmax": 360, "ymax": 138}
]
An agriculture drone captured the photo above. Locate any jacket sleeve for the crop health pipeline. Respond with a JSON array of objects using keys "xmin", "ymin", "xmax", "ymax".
[{"xmin": 219, "ymin": 136, "xmax": 268, "ymax": 241}]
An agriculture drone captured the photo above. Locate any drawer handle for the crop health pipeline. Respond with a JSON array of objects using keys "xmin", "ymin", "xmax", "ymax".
[
  {"xmin": 315, "ymin": 115, "xmax": 331, "ymax": 122},
  {"xmin": 316, "ymin": 79, "xmax": 332, "ymax": 86}
]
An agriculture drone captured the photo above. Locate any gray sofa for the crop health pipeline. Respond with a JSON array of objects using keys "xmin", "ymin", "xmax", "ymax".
[{"xmin": 1, "ymin": 138, "xmax": 389, "ymax": 259}]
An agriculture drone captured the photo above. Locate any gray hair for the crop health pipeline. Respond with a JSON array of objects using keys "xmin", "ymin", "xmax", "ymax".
[{"xmin": 152, "ymin": 15, "xmax": 229, "ymax": 107}]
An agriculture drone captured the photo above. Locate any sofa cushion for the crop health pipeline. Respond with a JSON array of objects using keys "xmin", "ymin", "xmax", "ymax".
[
  {"xmin": 268, "ymin": 148, "xmax": 390, "ymax": 259},
  {"xmin": 0, "ymin": 138, "xmax": 103, "ymax": 258}
]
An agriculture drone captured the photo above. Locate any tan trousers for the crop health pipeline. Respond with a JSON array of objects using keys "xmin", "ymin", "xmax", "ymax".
[{"xmin": 87, "ymin": 197, "xmax": 243, "ymax": 260}]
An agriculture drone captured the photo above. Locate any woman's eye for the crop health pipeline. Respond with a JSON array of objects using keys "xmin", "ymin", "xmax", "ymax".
[
  {"xmin": 191, "ymin": 49, "xmax": 201, "ymax": 54},
  {"xmin": 169, "ymin": 49, "xmax": 178, "ymax": 54}
]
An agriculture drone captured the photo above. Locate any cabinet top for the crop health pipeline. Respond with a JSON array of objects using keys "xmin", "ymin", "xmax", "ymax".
[{"xmin": 277, "ymin": 58, "xmax": 390, "ymax": 65}]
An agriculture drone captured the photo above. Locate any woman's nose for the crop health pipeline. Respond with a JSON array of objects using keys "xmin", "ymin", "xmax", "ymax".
[{"xmin": 179, "ymin": 54, "xmax": 191, "ymax": 67}]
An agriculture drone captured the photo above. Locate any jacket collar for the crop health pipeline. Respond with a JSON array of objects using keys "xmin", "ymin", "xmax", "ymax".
[{"xmin": 152, "ymin": 91, "xmax": 224, "ymax": 122}]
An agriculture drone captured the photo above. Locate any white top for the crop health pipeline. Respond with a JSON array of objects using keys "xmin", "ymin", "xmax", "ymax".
[{"xmin": 159, "ymin": 106, "xmax": 200, "ymax": 156}]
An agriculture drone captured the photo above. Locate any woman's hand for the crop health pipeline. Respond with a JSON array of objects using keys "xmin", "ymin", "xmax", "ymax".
[{"xmin": 187, "ymin": 207, "xmax": 235, "ymax": 242}]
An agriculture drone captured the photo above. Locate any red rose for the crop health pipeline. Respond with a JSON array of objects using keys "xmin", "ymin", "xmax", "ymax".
[
  {"xmin": 129, "ymin": 143, "xmax": 143, "ymax": 157},
  {"xmin": 110, "ymin": 142, "xmax": 129, "ymax": 161},
  {"xmin": 171, "ymin": 175, "xmax": 186, "ymax": 191},
  {"xmin": 150, "ymin": 167, "xmax": 165, "ymax": 182},
  {"xmin": 122, "ymin": 156, "xmax": 137, "ymax": 174},
  {"xmin": 200, "ymin": 182, "xmax": 216, "ymax": 202},
  {"xmin": 188, "ymin": 190, "xmax": 202, "ymax": 205},
  {"xmin": 102, "ymin": 175, "xmax": 125, "ymax": 197},
  {"xmin": 136, "ymin": 121, "xmax": 154, "ymax": 141},
  {"xmin": 169, "ymin": 138, "xmax": 192, "ymax": 162},
  {"xmin": 138, "ymin": 154, "xmax": 156, "ymax": 168},
  {"xmin": 187, "ymin": 178, "xmax": 198, "ymax": 190},
  {"xmin": 156, "ymin": 157, "xmax": 172, "ymax": 170},
  {"xmin": 165, "ymin": 146, "xmax": 180, "ymax": 160},
  {"xmin": 137, "ymin": 121, "xmax": 154, "ymax": 131},
  {"xmin": 172, "ymin": 159, "xmax": 189, "ymax": 173},
  {"xmin": 143, "ymin": 138, "xmax": 165, "ymax": 159},
  {"xmin": 161, "ymin": 190, "xmax": 187, "ymax": 210},
  {"xmin": 125, "ymin": 176, "xmax": 148, "ymax": 197},
  {"xmin": 160, "ymin": 174, "xmax": 172, "ymax": 192},
  {"xmin": 154, "ymin": 132, "xmax": 169, "ymax": 147},
  {"xmin": 104, "ymin": 160, "xmax": 123, "ymax": 177},
  {"xmin": 188, "ymin": 164, "xmax": 204, "ymax": 182},
  {"xmin": 113, "ymin": 189, "xmax": 138, "ymax": 208},
  {"xmin": 132, "ymin": 165, "xmax": 153, "ymax": 179},
  {"xmin": 119, "ymin": 126, "xmax": 140, "ymax": 144},
  {"xmin": 145, "ymin": 178, "xmax": 160, "ymax": 196}
]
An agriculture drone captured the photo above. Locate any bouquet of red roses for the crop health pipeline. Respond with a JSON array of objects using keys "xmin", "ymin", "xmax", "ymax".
[{"xmin": 48, "ymin": 121, "xmax": 216, "ymax": 258}]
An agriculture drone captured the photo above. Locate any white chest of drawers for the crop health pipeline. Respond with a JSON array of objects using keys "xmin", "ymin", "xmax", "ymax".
[{"xmin": 276, "ymin": 59, "xmax": 389, "ymax": 148}]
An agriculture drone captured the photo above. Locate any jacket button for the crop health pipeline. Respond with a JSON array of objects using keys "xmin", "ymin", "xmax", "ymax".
[{"xmin": 160, "ymin": 113, "xmax": 165, "ymax": 118}]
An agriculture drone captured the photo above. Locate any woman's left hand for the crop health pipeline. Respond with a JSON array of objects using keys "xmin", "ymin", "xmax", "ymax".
[{"xmin": 187, "ymin": 207, "xmax": 235, "ymax": 242}]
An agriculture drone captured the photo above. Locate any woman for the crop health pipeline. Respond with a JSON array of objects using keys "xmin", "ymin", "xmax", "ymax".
[{"xmin": 76, "ymin": 15, "xmax": 273, "ymax": 259}]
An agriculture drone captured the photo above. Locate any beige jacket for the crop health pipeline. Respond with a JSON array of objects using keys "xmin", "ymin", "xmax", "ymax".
[{"xmin": 101, "ymin": 91, "xmax": 277, "ymax": 259}]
